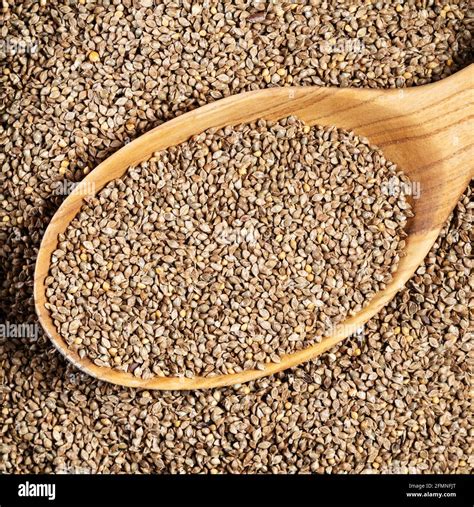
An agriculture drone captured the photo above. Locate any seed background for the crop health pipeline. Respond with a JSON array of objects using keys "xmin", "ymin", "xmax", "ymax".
[{"xmin": 0, "ymin": 0, "xmax": 473, "ymax": 473}]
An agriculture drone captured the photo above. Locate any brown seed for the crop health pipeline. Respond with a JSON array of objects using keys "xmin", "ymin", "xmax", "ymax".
[{"xmin": 45, "ymin": 117, "xmax": 412, "ymax": 379}]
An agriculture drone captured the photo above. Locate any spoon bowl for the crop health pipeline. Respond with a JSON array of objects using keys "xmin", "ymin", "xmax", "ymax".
[{"xmin": 34, "ymin": 65, "xmax": 473, "ymax": 389}]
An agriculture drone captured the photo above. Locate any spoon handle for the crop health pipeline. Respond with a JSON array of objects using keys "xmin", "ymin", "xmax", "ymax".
[
  {"xmin": 292, "ymin": 65, "xmax": 473, "ymax": 232},
  {"xmin": 377, "ymin": 64, "xmax": 474, "ymax": 181}
]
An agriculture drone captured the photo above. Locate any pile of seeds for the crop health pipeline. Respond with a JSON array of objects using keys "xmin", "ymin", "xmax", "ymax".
[
  {"xmin": 45, "ymin": 117, "xmax": 411, "ymax": 378},
  {"xmin": 1, "ymin": 0, "xmax": 472, "ymax": 474}
]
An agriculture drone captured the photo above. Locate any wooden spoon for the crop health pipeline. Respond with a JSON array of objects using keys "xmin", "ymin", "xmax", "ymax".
[{"xmin": 34, "ymin": 64, "xmax": 474, "ymax": 389}]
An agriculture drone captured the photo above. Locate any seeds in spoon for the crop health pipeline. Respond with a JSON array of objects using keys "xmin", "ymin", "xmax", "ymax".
[{"xmin": 44, "ymin": 116, "xmax": 413, "ymax": 378}]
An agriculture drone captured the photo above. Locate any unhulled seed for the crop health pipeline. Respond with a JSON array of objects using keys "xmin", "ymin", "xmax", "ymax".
[{"xmin": 45, "ymin": 117, "xmax": 412, "ymax": 379}]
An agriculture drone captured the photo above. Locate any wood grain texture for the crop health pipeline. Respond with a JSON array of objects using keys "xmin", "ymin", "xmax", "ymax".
[{"xmin": 34, "ymin": 65, "xmax": 474, "ymax": 389}]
